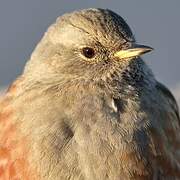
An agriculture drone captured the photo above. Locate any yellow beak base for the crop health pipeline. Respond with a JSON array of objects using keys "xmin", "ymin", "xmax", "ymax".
[{"xmin": 114, "ymin": 44, "xmax": 153, "ymax": 59}]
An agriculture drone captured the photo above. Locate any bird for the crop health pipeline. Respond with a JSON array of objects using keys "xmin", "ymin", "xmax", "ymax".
[{"xmin": 0, "ymin": 8, "xmax": 180, "ymax": 180}]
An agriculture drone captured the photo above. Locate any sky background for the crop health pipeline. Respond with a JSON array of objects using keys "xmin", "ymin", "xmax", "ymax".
[{"xmin": 0, "ymin": 0, "xmax": 179, "ymax": 103}]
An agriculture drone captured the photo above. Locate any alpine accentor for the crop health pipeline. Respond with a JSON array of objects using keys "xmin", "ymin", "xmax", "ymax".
[{"xmin": 0, "ymin": 8, "xmax": 179, "ymax": 180}]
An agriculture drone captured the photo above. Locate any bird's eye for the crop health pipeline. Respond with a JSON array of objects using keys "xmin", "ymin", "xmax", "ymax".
[{"xmin": 82, "ymin": 47, "xmax": 95, "ymax": 58}]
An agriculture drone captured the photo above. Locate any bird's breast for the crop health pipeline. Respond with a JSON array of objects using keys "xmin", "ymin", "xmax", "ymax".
[
  {"xmin": 6, "ymin": 86, "xmax": 154, "ymax": 180},
  {"xmin": 64, "ymin": 92, "xmax": 153, "ymax": 180}
]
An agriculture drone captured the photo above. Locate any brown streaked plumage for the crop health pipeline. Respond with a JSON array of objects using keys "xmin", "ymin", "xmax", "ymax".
[{"xmin": 0, "ymin": 8, "xmax": 179, "ymax": 180}]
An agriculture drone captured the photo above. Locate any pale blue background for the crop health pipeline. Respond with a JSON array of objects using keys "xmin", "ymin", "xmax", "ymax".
[{"xmin": 0, "ymin": 0, "xmax": 179, "ymax": 93}]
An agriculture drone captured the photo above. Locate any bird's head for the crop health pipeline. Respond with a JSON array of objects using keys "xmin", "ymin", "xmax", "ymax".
[{"xmin": 24, "ymin": 8, "xmax": 153, "ymax": 90}]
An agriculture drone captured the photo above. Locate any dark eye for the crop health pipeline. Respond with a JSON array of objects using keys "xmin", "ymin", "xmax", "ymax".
[{"xmin": 82, "ymin": 47, "xmax": 95, "ymax": 58}]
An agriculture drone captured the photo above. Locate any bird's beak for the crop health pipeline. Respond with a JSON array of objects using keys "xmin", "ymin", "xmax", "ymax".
[{"xmin": 114, "ymin": 44, "xmax": 153, "ymax": 59}]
